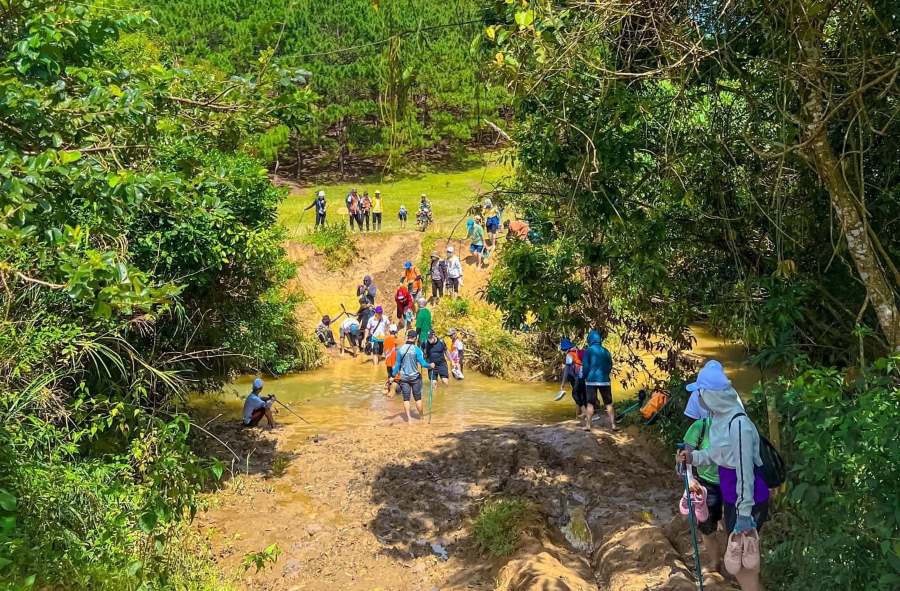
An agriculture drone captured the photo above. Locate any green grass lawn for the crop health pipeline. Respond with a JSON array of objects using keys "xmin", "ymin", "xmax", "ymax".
[{"xmin": 279, "ymin": 156, "xmax": 512, "ymax": 237}]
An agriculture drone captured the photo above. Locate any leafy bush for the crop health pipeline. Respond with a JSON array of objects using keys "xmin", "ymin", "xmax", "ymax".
[
  {"xmin": 472, "ymin": 498, "xmax": 532, "ymax": 558},
  {"xmin": 301, "ymin": 223, "xmax": 357, "ymax": 269},
  {"xmin": 759, "ymin": 357, "xmax": 900, "ymax": 591},
  {"xmin": 431, "ymin": 297, "xmax": 535, "ymax": 379}
]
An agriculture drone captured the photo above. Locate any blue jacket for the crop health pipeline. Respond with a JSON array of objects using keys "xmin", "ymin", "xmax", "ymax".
[{"xmin": 581, "ymin": 330, "xmax": 612, "ymax": 385}]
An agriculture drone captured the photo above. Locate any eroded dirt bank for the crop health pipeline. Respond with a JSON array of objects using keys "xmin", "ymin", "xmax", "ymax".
[{"xmin": 196, "ymin": 417, "xmax": 734, "ymax": 590}]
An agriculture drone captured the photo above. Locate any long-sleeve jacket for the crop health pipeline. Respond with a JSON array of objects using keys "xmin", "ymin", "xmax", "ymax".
[{"xmin": 581, "ymin": 330, "xmax": 612, "ymax": 385}]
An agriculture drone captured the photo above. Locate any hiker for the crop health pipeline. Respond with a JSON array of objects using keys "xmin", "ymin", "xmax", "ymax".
[
  {"xmin": 346, "ymin": 188, "xmax": 360, "ymax": 231},
  {"xmin": 372, "ymin": 190, "xmax": 383, "ymax": 231},
  {"xmin": 560, "ymin": 338, "xmax": 586, "ymax": 419},
  {"xmin": 445, "ymin": 246, "xmax": 462, "ymax": 296},
  {"xmin": 391, "ymin": 329, "xmax": 435, "ymax": 423},
  {"xmin": 682, "ymin": 396, "xmax": 723, "ymax": 573},
  {"xmin": 483, "ymin": 198, "xmax": 501, "ymax": 248},
  {"xmin": 242, "ymin": 378, "xmax": 276, "ymax": 428},
  {"xmin": 677, "ymin": 360, "xmax": 769, "ymax": 591},
  {"xmin": 356, "ymin": 295, "xmax": 374, "ymax": 351},
  {"xmin": 428, "ymin": 252, "xmax": 446, "ymax": 301},
  {"xmin": 383, "ymin": 324, "xmax": 399, "ymax": 395},
  {"xmin": 339, "ymin": 315, "xmax": 362, "ymax": 356},
  {"xmin": 450, "ymin": 328, "xmax": 465, "ymax": 374},
  {"xmin": 305, "ymin": 190, "xmax": 327, "ymax": 228},
  {"xmin": 505, "ymin": 219, "xmax": 530, "ymax": 242},
  {"xmin": 360, "ymin": 191, "xmax": 372, "ymax": 232},
  {"xmin": 357, "ymin": 275, "xmax": 377, "ymax": 305},
  {"xmin": 424, "ymin": 330, "xmax": 451, "ymax": 386},
  {"xmin": 315, "ymin": 315, "xmax": 336, "ymax": 347},
  {"xmin": 366, "ymin": 306, "xmax": 388, "ymax": 363},
  {"xmin": 395, "ymin": 281, "xmax": 414, "ymax": 328},
  {"xmin": 398, "ymin": 204, "xmax": 408, "ymax": 229},
  {"xmin": 414, "ymin": 297, "xmax": 432, "ymax": 348},
  {"xmin": 402, "ymin": 260, "xmax": 423, "ymax": 299},
  {"xmin": 466, "ymin": 217, "xmax": 486, "ymax": 267},
  {"xmin": 581, "ymin": 330, "xmax": 617, "ymax": 431}
]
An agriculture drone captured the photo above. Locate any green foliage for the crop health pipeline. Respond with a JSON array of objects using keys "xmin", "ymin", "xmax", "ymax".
[
  {"xmin": 759, "ymin": 357, "xmax": 900, "ymax": 590},
  {"xmin": 301, "ymin": 223, "xmax": 357, "ymax": 270},
  {"xmin": 431, "ymin": 297, "xmax": 534, "ymax": 379},
  {"xmin": 0, "ymin": 3, "xmax": 315, "ymax": 587},
  {"xmin": 472, "ymin": 498, "xmax": 531, "ymax": 558},
  {"xmin": 241, "ymin": 543, "xmax": 282, "ymax": 573},
  {"xmin": 131, "ymin": 0, "xmax": 508, "ymax": 167}
]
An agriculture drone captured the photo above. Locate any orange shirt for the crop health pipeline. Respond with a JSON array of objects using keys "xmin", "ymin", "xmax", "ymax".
[
  {"xmin": 403, "ymin": 266, "xmax": 422, "ymax": 292},
  {"xmin": 508, "ymin": 220, "xmax": 530, "ymax": 239},
  {"xmin": 384, "ymin": 335, "xmax": 398, "ymax": 366}
]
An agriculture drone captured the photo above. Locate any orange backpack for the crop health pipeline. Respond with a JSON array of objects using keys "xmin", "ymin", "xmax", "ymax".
[{"xmin": 639, "ymin": 389, "xmax": 670, "ymax": 421}]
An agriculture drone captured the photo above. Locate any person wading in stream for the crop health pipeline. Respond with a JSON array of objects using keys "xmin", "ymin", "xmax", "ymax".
[
  {"xmin": 391, "ymin": 329, "xmax": 434, "ymax": 423},
  {"xmin": 242, "ymin": 378, "xmax": 277, "ymax": 429},
  {"xmin": 394, "ymin": 281, "xmax": 414, "ymax": 328},
  {"xmin": 414, "ymin": 297, "xmax": 432, "ymax": 348},
  {"xmin": 580, "ymin": 329, "xmax": 617, "ymax": 431},
  {"xmin": 383, "ymin": 324, "xmax": 399, "ymax": 395},
  {"xmin": 366, "ymin": 306, "xmax": 388, "ymax": 364},
  {"xmin": 424, "ymin": 330, "xmax": 450, "ymax": 386},
  {"xmin": 678, "ymin": 361, "xmax": 768, "ymax": 591}
]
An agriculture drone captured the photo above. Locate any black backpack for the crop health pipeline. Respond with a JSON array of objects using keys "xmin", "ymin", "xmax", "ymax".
[{"xmin": 728, "ymin": 413, "xmax": 787, "ymax": 488}]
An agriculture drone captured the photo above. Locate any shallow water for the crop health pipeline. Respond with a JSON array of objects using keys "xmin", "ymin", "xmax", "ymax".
[{"xmin": 195, "ymin": 324, "xmax": 759, "ymax": 437}]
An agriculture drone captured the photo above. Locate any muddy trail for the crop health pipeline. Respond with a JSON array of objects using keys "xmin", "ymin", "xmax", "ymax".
[{"xmin": 194, "ymin": 231, "xmax": 737, "ymax": 590}]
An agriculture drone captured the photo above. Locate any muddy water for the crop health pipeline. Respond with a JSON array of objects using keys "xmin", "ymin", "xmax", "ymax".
[{"xmin": 196, "ymin": 325, "xmax": 757, "ymax": 438}]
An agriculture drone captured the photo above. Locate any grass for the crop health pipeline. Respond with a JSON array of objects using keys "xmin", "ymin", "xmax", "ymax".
[
  {"xmin": 299, "ymin": 223, "xmax": 357, "ymax": 269},
  {"xmin": 279, "ymin": 156, "xmax": 511, "ymax": 236},
  {"xmin": 472, "ymin": 498, "xmax": 532, "ymax": 558}
]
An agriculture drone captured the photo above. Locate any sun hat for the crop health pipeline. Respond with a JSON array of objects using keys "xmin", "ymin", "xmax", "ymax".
[
  {"xmin": 430, "ymin": 252, "xmax": 439, "ymax": 259},
  {"xmin": 448, "ymin": 328, "xmax": 457, "ymax": 336},
  {"xmin": 559, "ymin": 338, "xmax": 574, "ymax": 351},
  {"xmin": 447, "ymin": 246, "xmax": 454, "ymax": 253},
  {"xmin": 404, "ymin": 261, "xmax": 412, "ymax": 269},
  {"xmin": 684, "ymin": 391, "xmax": 709, "ymax": 420},
  {"xmin": 374, "ymin": 306, "xmax": 383, "ymax": 314},
  {"xmin": 317, "ymin": 190, "xmax": 325, "ymax": 197},
  {"xmin": 375, "ymin": 190, "xmax": 381, "ymax": 194},
  {"xmin": 685, "ymin": 360, "xmax": 732, "ymax": 392}
]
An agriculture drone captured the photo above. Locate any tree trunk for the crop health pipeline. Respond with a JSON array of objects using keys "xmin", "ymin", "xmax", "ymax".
[{"xmin": 799, "ymin": 30, "xmax": 900, "ymax": 350}]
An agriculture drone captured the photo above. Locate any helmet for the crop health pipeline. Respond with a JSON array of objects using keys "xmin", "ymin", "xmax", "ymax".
[
  {"xmin": 404, "ymin": 261, "xmax": 412, "ymax": 269},
  {"xmin": 252, "ymin": 378, "xmax": 264, "ymax": 390},
  {"xmin": 317, "ymin": 190, "xmax": 325, "ymax": 197}
]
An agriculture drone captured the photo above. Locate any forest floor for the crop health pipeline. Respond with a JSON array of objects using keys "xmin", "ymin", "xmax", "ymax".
[{"xmin": 195, "ymin": 176, "xmax": 737, "ymax": 590}]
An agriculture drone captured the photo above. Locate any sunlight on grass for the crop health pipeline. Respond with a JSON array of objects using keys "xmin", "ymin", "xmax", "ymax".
[{"xmin": 279, "ymin": 156, "xmax": 512, "ymax": 237}]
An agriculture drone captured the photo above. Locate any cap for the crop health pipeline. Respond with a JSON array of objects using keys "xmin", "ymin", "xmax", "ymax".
[
  {"xmin": 404, "ymin": 261, "xmax": 412, "ymax": 269},
  {"xmin": 317, "ymin": 190, "xmax": 325, "ymax": 197},
  {"xmin": 448, "ymin": 328, "xmax": 457, "ymax": 336},
  {"xmin": 447, "ymin": 246, "xmax": 454, "ymax": 253},
  {"xmin": 559, "ymin": 338, "xmax": 574, "ymax": 351},
  {"xmin": 389, "ymin": 323, "xmax": 398, "ymax": 333},
  {"xmin": 685, "ymin": 360, "xmax": 732, "ymax": 392},
  {"xmin": 252, "ymin": 377, "xmax": 264, "ymax": 390},
  {"xmin": 406, "ymin": 329, "xmax": 418, "ymax": 340},
  {"xmin": 375, "ymin": 306, "xmax": 383, "ymax": 313},
  {"xmin": 375, "ymin": 190, "xmax": 381, "ymax": 194}
]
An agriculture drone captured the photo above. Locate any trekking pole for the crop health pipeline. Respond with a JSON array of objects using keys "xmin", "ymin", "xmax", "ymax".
[
  {"xmin": 273, "ymin": 398, "xmax": 313, "ymax": 426},
  {"xmin": 677, "ymin": 443, "xmax": 705, "ymax": 591},
  {"xmin": 427, "ymin": 371, "xmax": 434, "ymax": 424}
]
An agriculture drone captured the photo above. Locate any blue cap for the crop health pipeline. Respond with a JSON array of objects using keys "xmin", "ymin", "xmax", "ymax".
[
  {"xmin": 685, "ymin": 360, "xmax": 731, "ymax": 392},
  {"xmin": 252, "ymin": 378, "xmax": 264, "ymax": 390},
  {"xmin": 466, "ymin": 218, "xmax": 474, "ymax": 229},
  {"xmin": 404, "ymin": 261, "xmax": 412, "ymax": 269},
  {"xmin": 559, "ymin": 338, "xmax": 574, "ymax": 351}
]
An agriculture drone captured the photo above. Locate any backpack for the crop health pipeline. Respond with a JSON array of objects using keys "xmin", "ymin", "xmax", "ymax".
[
  {"xmin": 728, "ymin": 412, "xmax": 787, "ymax": 488},
  {"xmin": 639, "ymin": 389, "xmax": 670, "ymax": 421}
]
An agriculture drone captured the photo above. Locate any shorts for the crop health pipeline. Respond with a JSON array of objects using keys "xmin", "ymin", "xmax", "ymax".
[
  {"xmin": 724, "ymin": 500, "xmax": 769, "ymax": 534},
  {"xmin": 246, "ymin": 407, "xmax": 266, "ymax": 427},
  {"xmin": 486, "ymin": 217, "xmax": 500, "ymax": 232},
  {"xmin": 398, "ymin": 376, "xmax": 423, "ymax": 402},
  {"xmin": 447, "ymin": 277, "xmax": 460, "ymax": 292},
  {"xmin": 585, "ymin": 384, "xmax": 613, "ymax": 406},
  {"xmin": 371, "ymin": 340, "xmax": 384, "ymax": 355},
  {"xmin": 696, "ymin": 478, "xmax": 724, "ymax": 536},
  {"xmin": 399, "ymin": 213, "xmax": 407, "ymax": 221},
  {"xmin": 429, "ymin": 364, "xmax": 449, "ymax": 380},
  {"xmin": 470, "ymin": 243, "xmax": 484, "ymax": 254},
  {"xmin": 572, "ymin": 378, "xmax": 587, "ymax": 407}
]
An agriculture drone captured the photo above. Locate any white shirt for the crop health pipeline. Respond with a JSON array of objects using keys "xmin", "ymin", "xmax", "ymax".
[
  {"xmin": 446, "ymin": 255, "xmax": 463, "ymax": 279},
  {"xmin": 340, "ymin": 318, "xmax": 359, "ymax": 336},
  {"xmin": 367, "ymin": 315, "xmax": 387, "ymax": 338},
  {"xmin": 454, "ymin": 338, "xmax": 464, "ymax": 352}
]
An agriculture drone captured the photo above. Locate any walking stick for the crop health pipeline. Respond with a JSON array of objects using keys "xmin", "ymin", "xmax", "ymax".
[
  {"xmin": 273, "ymin": 398, "xmax": 313, "ymax": 426},
  {"xmin": 677, "ymin": 444, "xmax": 705, "ymax": 590},
  {"xmin": 427, "ymin": 370, "xmax": 434, "ymax": 424}
]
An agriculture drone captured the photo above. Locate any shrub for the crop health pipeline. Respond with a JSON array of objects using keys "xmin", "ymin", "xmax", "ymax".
[
  {"xmin": 472, "ymin": 498, "xmax": 532, "ymax": 558},
  {"xmin": 301, "ymin": 223, "xmax": 357, "ymax": 269}
]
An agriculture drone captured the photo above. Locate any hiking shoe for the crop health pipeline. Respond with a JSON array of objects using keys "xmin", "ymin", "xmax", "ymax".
[
  {"xmin": 741, "ymin": 530, "xmax": 760, "ymax": 571},
  {"xmin": 724, "ymin": 532, "xmax": 744, "ymax": 575}
]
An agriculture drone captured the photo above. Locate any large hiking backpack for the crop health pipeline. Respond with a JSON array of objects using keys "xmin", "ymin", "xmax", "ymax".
[{"xmin": 729, "ymin": 413, "xmax": 787, "ymax": 488}]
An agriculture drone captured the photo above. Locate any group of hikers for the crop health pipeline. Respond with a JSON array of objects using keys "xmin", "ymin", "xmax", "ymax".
[
  {"xmin": 304, "ymin": 189, "xmax": 434, "ymax": 232},
  {"xmin": 557, "ymin": 336, "xmax": 769, "ymax": 590}
]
